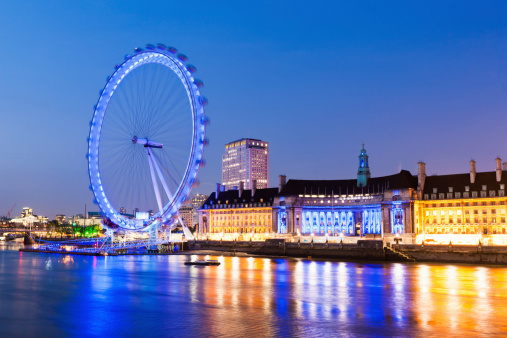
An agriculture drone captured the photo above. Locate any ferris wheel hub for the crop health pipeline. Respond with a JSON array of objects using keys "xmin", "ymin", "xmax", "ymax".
[{"xmin": 132, "ymin": 136, "xmax": 163, "ymax": 148}]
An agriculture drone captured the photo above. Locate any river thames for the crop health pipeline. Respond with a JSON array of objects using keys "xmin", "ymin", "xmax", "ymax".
[{"xmin": 1, "ymin": 243, "xmax": 507, "ymax": 337}]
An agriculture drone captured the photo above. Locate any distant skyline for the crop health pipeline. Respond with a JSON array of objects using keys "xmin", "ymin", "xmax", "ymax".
[{"xmin": 0, "ymin": 1, "xmax": 506, "ymax": 219}]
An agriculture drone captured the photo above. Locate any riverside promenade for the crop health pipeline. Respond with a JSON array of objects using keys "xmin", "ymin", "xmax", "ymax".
[{"xmin": 187, "ymin": 239, "xmax": 507, "ymax": 264}]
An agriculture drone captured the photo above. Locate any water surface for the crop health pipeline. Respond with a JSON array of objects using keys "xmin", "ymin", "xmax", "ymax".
[{"xmin": 1, "ymin": 243, "xmax": 506, "ymax": 337}]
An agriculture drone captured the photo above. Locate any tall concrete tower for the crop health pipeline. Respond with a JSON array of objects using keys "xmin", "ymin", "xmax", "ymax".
[{"xmin": 357, "ymin": 143, "xmax": 371, "ymax": 187}]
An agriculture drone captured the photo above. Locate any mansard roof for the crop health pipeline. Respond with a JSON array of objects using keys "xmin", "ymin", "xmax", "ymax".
[
  {"xmin": 279, "ymin": 170, "xmax": 417, "ymax": 196},
  {"xmin": 201, "ymin": 187, "xmax": 279, "ymax": 207},
  {"xmin": 422, "ymin": 171, "xmax": 507, "ymax": 195}
]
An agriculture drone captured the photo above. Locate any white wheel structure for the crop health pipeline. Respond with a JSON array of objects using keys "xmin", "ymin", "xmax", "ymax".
[{"xmin": 87, "ymin": 44, "xmax": 208, "ymax": 232}]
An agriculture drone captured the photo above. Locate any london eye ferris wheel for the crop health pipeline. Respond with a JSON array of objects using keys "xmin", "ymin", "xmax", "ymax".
[{"xmin": 87, "ymin": 44, "xmax": 208, "ymax": 231}]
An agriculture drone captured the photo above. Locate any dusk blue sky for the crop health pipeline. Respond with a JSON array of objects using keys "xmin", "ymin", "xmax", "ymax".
[{"xmin": 0, "ymin": 1, "xmax": 506, "ymax": 219}]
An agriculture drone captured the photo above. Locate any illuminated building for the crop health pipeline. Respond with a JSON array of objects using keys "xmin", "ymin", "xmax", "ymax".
[
  {"xmin": 414, "ymin": 159, "xmax": 507, "ymax": 245},
  {"xmin": 177, "ymin": 205, "xmax": 194, "ymax": 228},
  {"xmin": 21, "ymin": 207, "xmax": 33, "ymax": 218},
  {"xmin": 191, "ymin": 194, "xmax": 208, "ymax": 225},
  {"xmin": 198, "ymin": 182, "xmax": 277, "ymax": 240},
  {"xmin": 222, "ymin": 138, "xmax": 269, "ymax": 190},
  {"xmin": 55, "ymin": 214, "xmax": 66, "ymax": 224},
  {"xmin": 274, "ymin": 145, "xmax": 417, "ymax": 240},
  {"xmin": 11, "ymin": 207, "xmax": 48, "ymax": 226}
]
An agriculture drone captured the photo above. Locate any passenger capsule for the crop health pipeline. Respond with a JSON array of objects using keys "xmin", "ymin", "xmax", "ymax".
[
  {"xmin": 156, "ymin": 43, "xmax": 167, "ymax": 50},
  {"xmin": 186, "ymin": 65, "xmax": 197, "ymax": 73},
  {"xmin": 194, "ymin": 79, "xmax": 203, "ymax": 88},
  {"xmin": 145, "ymin": 44, "xmax": 155, "ymax": 50},
  {"xmin": 134, "ymin": 47, "xmax": 144, "ymax": 53},
  {"xmin": 177, "ymin": 53, "xmax": 188, "ymax": 62},
  {"xmin": 167, "ymin": 46, "xmax": 178, "ymax": 54},
  {"xmin": 199, "ymin": 96, "xmax": 208, "ymax": 106}
]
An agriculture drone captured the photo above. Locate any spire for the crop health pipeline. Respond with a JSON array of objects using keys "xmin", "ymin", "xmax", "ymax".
[{"xmin": 357, "ymin": 143, "xmax": 371, "ymax": 187}]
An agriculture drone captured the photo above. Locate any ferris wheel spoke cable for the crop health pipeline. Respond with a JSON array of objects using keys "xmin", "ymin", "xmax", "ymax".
[{"xmin": 152, "ymin": 150, "xmax": 178, "ymax": 188}]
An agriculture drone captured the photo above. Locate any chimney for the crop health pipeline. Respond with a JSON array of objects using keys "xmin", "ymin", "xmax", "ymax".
[
  {"xmin": 279, "ymin": 175, "xmax": 287, "ymax": 193},
  {"xmin": 503, "ymin": 162, "xmax": 507, "ymax": 171},
  {"xmin": 470, "ymin": 160, "xmax": 476, "ymax": 184},
  {"xmin": 220, "ymin": 185, "xmax": 225, "ymax": 192},
  {"xmin": 496, "ymin": 157, "xmax": 502, "ymax": 182},
  {"xmin": 239, "ymin": 181, "xmax": 244, "ymax": 197},
  {"xmin": 417, "ymin": 162, "xmax": 426, "ymax": 193},
  {"xmin": 251, "ymin": 180, "xmax": 257, "ymax": 197},
  {"xmin": 215, "ymin": 183, "xmax": 221, "ymax": 197}
]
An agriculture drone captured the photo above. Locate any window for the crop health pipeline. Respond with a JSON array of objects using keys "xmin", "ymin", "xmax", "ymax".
[
  {"xmin": 440, "ymin": 203, "xmax": 445, "ymax": 207},
  {"xmin": 433, "ymin": 188, "xmax": 437, "ymax": 193},
  {"xmin": 482, "ymin": 209, "xmax": 487, "ymax": 215},
  {"xmin": 439, "ymin": 193, "xmax": 445, "ymax": 199},
  {"xmin": 482, "ymin": 185, "xmax": 487, "ymax": 191},
  {"xmin": 465, "ymin": 186, "xmax": 470, "ymax": 192},
  {"xmin": 431, "ymin": 194, "xmax": 437, "ymax": 199},
  {"xmin": 455, "ymin": 192, "xmax": 461, "ymax": 198},
  {"xmin": 447, "ymin": 193, "xmax": 453, "ymax": 199},
  {"xmin": 490, "ymin": 190, "xmax": 496, "ymax": 197},
  {"xmin": 449, "ymin": 187, "xmax": 453, "ymax": 193},
  {"xmin": 425, "ymin": 211, "xmax": 429, "ymax": 216},
  {"xmin": 482, "ymin": 202, "xmax": 487, "ymax": 206},
  {"xmin": 424, "ymin": 194, "xmax": 429, "ymax": 200},
  {"xmin": 480, "ymin": 191, "xmax": 487, "ymax": 198},
  {"xmin": 500, "ymin": 190, "xmax": 505, "ymax": 197},
  {"xmin": 464, "ymin": 192, "xmax": 469, "ymax": 198},
  {"xmin": 472, "ymin": 192, "xmax": 478, "ymax": 198},
  {"xmin": 457, "ymin": 210, "xmax": 462, "ymax": 215},
  {"xmin": 501, "ymin": 184, "xmax": 505, "ymax": 190}
]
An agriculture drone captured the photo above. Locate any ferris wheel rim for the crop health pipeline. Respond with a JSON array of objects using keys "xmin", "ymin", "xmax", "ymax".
[{"xmin": 87, "ymin": 47, "xmax": 206, "ymax": 231}]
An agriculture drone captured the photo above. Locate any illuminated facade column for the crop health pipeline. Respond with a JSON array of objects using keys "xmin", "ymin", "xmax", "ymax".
[
  {"xmin": 272, "ymin": 208, "xmax": 279, "ymax": 233},
  {"xmin": 382, "ymin": 206, "xmax": 391, "ymax": 235}
]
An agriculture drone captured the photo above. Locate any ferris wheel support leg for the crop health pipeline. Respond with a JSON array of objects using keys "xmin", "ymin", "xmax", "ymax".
[
  {"xmin": 146, "ymin": 148, "xmax": 164, "ymax": 212},
  {"xmin": 106, "ymin": 228, "xmax": 115, "ymax": 244},
  {"xmin": 149, "ymin": 224, "xmax": 159, "ymax": 250},
  {"xmin": 150, "ymin": 154, "xmax": 187, "ymax": 233},
  {"xmin": 150, "ymin": 152, "xmax": 175, "ymax": 202}
]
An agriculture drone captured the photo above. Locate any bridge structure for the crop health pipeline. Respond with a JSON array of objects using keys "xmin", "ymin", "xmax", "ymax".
[
  {"xmin": 0, "ymin": 228, "xmax": 40, "ymax": 233},
  {"xmin": 24, "ymin": 230, "xmax": 188, "ymax": 255}
]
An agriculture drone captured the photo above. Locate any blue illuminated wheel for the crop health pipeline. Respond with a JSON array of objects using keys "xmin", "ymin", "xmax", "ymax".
[{"xmin": 87, "ymin": 44, "xmax": 207, "ymax": 231}]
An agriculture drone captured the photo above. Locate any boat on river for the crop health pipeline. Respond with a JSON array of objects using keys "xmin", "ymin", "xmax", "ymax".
[{"xmin": 184, "ymin": 260, "xmax": 220, "ymax": 266}]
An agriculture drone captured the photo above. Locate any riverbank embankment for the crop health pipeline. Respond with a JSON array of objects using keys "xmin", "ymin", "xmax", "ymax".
[{"xmin": 188, "ymin": 239, "xmax": 507, "ymax": 264}]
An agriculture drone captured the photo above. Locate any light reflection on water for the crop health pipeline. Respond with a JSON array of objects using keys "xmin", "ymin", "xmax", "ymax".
[{"xmin": 1, "ymin": 243, "xmax": 507, "ymax": 336}]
